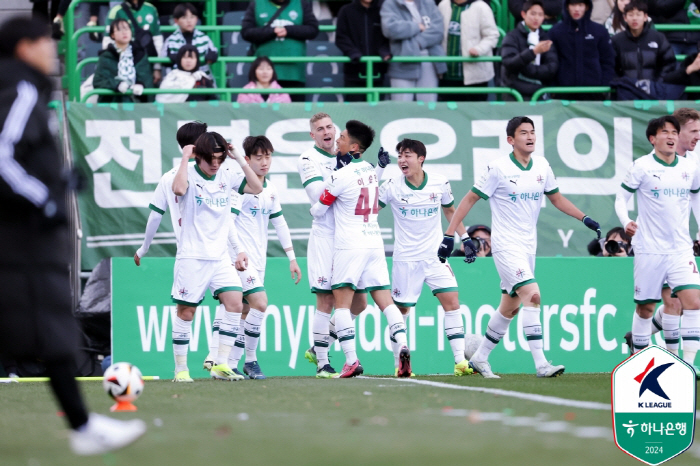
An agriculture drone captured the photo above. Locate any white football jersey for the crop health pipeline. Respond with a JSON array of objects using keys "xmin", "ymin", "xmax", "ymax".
[
  {"xmin": 177, "ymin": 164, "xmax": 246, "ymax": 260},
  {"xmin": 622, "ymin": 152, "xmax": 700, "ymax": 254},
  {"xmin": 378, "ymin": 171, "xmax": 454, "ymax": 261},
  {"xmin": 322, "ymin": 158, "xmax": 383, "ymax": 250},
  {"xmin": 472, "ymin": 153, "xmax": 558, "ymax": 255},
  {"xmin": 148, "ymin": 164, "xmax": 187, "ymax": 243},
  {"xmin": 298, "ymin": 145, "xmax": 336, "ymax": 237},
  {"xmin": 235, "ymin": 178, "xmax": 283, "ymax": 269}
]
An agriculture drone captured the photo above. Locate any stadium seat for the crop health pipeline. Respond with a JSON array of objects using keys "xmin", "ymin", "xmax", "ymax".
[
  {"xmin": 222, "ymin": 11, "xmax": 247, "ymax": 49},
  {"xmin": 315, "ymin": 19, "xmax": 334, "ymax": 42},
  {"xmin": 305, "ymin": 41, "xmax": 344, "ymax": 103}
]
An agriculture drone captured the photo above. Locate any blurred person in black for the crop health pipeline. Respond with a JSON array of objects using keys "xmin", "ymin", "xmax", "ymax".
[
  {"xmin": 0, "ymin": 16, "xmax": 145, "ymax": 455},
  {"xmin": 587, "ymin": 226, "xmax": 633, "ymax": 256}
]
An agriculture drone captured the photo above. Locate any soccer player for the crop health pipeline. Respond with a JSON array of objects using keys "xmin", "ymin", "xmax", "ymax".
[
  {"xmin": 297, "ymin": 113, "xmax": 369, "ymax": 378},
  {"xmin": 134, "ymin": 121, "xmax": 208, "ymax": 265},
  {"xmin": 170, "ymin": 132, "xmax": 263, "ymax": 382},
  {"xmin": 440, "ymin": 116, "xmax": 601, "ymax": 378},
  {"xmin": 223, "ymin": 135, "xmax": 302, "ymax": 379},
  {"xmin": 310, "ymin": 120, "xmax": 411, "ymax": 378},
  {"xmin": 377, "ymin": 138, "xmax": 473, "ymax": 376},
  {"xmin": 615, "ymin": 116, "xmax": 700, "ymax": 359}
]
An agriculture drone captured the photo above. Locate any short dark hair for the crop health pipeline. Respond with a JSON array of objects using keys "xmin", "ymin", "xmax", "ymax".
[
  {"xmin": 506, "ymin": 116, "xmax": 535, "ymax": 138},
  {"xmin": 176, "ymin": 121, "xmax": 207, "ymax": 148},
  {"xmin": 522, "ymin": 0, "xmax": 545, "ymax": 12},
  {"xmin": 193, "ymin": 131, "xmax": 230, "ymax": 165},
  {"xmin": 249, "ymin": 56, "xmax": 278, "ymax": 84},
  {"xmin": 0, "ymin": 16, "xmax": 51, "ymax": 58},
  {"xmin": 606, "ymin": 226, "xmax": 631, "ymax": 243},
  {"xmin": 623, "ymin": 0, "xmax": 648, "ymax": 14},
  {"xmin": 346, "ymin": 120, "xmax": 375, "ymax": 153},
  {"xmin": 175, "ymin": 44, "xmax": 199, "ymax": 71},
  {"xmin": 173, "ymin": 2, "xmax": 198, "ymax": 19},
  {"xmin": 646, "ymin": 116, "xmax": 680, "ymax": 143},
  {"xmin": 109, "ymin": 18, "xmax": 131, "ymax": 39},
  {"xmin": 243, "ymin": 135, "xmax": 274, "ymax": 157},
  {"xmin": 396, "ymin": 138, "xmax": 427, "ymax": 166}
]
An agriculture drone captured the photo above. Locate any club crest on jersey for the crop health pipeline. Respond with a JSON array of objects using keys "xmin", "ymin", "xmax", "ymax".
[
  {"xmin": 393, "ymin": 288, "xmax": 401, "ymax": 297},
  {"xmin": 317, "ymin": 276, "xmax": 328, "ymax": 286},
  {"xmin": 515, "ymin": 269, "xmax": 525, "ymax": 279},
  {"xmin": 178, "ymin": 288, "xmax": 188, "ymax": 297},
  {"xmin": 536, "ymin": 175, "xmax": 544, "ymax": 184},
  {"xmin": 219, "ymin": 182, "xmax": 227, "ymax": 191},
  {"xmin": 429, "ymin": 193, "xmax": 438, "ymax": 202},
  {"xmin": 635, "ymin": 285, "xmax": 641, "ymax": 295},
  {"xmin": 682, "ymin": 172, "xmax": 690, "ymax": 181},
  {"xmin": 247, "ymin": 276, "xmax": 256, "ymax": 285}
]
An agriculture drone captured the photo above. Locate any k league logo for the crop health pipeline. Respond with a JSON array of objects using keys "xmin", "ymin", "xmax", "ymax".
[{"xmin": 612, "ymin": 345, "xmax": 696, "ymax": 465}]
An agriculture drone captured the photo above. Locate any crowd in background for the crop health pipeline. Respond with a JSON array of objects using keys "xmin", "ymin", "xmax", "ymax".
[{"xmin": 35, "ymin": 0, "xmax": 700, "ymax": 102}]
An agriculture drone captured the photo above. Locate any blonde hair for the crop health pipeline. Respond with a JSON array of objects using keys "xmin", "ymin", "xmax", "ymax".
[{"xmin": 309, "ymin": 112, "xmax": 331, "ymax": 130}]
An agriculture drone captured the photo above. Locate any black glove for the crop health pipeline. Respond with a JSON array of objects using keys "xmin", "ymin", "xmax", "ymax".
[
  {"xmin": 438, "ymin": 234, "xmax": 454, "ymax": 263},
  {"xmin": 582, "ymin": 215, "xmax": 601, "ymax": 239},
  {"xmin": 462, "ymin": 237, "xmax": 477, "ymax": 264},
  {"xmin": 377, "ymin": 146, "xmax": 390, "ymax": 168},
  {"xmin": 335, "ymin": 152, "xmax": 353, "ymax": 170}
]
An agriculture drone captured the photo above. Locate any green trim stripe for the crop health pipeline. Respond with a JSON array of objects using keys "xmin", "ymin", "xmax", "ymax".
[
  {"xmin": 234, "ymin": 341, "xmax": 245, "ymax": 348},
  {"xmin": 331, "ymin": 282, "xmax": 357, "ymax": 290},
  {"xmin": 405, "ymin": 171, "xmax": 428, "ymax": 190},
  {"xmin": 544, "ymin": 188, "xmax": 559, "ymax": 195},
  {"xmin": 672, "ymin": 284, "xmax": 700, "ymax": 293},
  {"xmin": 692, "ymin": 188, "xmax": 700, "ymax": 194},
  {"xmin": 485, "ymin": 334, "xmax": 500, "ymax": 344},
  {"xmin": 378, "ymin": 200, "xmax": 386, "ymax": 208},
  {"xmin": 684, "ymin": 336, "xmax": 700, "ymax": 341},
  {"xmin": 314, "ymin": 341, "xmax": 329, "ymax": 348},
  {"xmin": 195, "ymin": 163, "xmax": 216, "ymax": 180},
  {"xmin": 172, "ymin": 297, "xmax": 203, "ymax": 306},
  {"xmin": 471, "ymin": 186, "xmax": 489, "ymax": 200},
  {"xmin": 392, "ymin": 329, "xmax": 406, "ymax": 337},
  {"xmin": 173, "ymin": 339, "xmax": 189, "ymax": 345},
  {"xmin": 509, "ymin": 152, "xmax": 533, "ymax": 171},
  {"xmin": 621, "ymin": 183, "xmax": 636, "ymax": 193},
  {"xmin": 447, "ymin": 333, "xmax": 465, "ymax": 340},
  {"xmin": 441, "ymin": 200, "xmax": 454, "ymax": 208},
  {"xmin": 149, "ymin": 203, "xmax": 165, "ymax": 214},
  {"xmin": 665, "ymin": 338, "xmax": 680, "ymax": 344},
  {"xmin": 270, "ymin": 210, "xmax": 283, "ymax": 219},
  {"xmin": 526, "ymin": 335, "xmax": 543, "ymax": 341},
  {"xmin": 432, "ymin": 287, "xmax": 458, "ymax": 295},
  {"xmin": 512, "ymin": 279, "xmax": 536, "ymax": 293},
  {"xmin": 393, "ymin": 300, "xmax": 417, "ymax": 307},
  {"xmin": 219, "ymin": 330, "xmax": 236, "ymax": 337},
  {"xmin": 634, "ymin": 298, "xmax": 661, "ymax": 304},
  {"xmin": 314, "ymin": 145, "xmax": 335, "ymax": 158},
  {"xmin": 364, "ymin": 285, "xmax": 391, "ymax": 291},
  {"xmin": 238, "ymin": 178, "xmax": 247, "ymax": 194},
  {"xmin": 338, "ymin": 335, "xmax": 355, "ymax": 342},
  {"xmin": 244, "ymin": 330, "xmax": 260, "ymax": 338},
  {"xmin": 653, "ymin": 153, "xmax": 678, "ymax": 167},
  {"xmin": 231, "ymin": 207, "xmax": 240, "ymax": 215},
  {"xmin": 303, "ymin": 176, "xmax": 323, "ymax": 187},
  {"xmin": 311, "ymin": 287, "xmax": 332, "ymax": 294},
  {"xmin": 243, "ymin": 286, "xmax": 265, "ymax": 297},
  {"xmin": 213, "ymin": 286, "xmax": 242, "ymax": 297}
]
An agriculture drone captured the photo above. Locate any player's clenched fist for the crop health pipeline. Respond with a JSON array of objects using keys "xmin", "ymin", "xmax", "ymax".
[
  {"xmin": 438, "ymin": 234, "xmax": 454, "ymax": 263},
  {"xmin": 582, "ymin": 215, "xmax": 602, "ymax": 239},
  {"xmin": 462, "ymin": 237, "xmax": 477, "ymax": 264},
  {"xmin": 625, "ymin": 220, "xmax": 638, "ymax": 237}
]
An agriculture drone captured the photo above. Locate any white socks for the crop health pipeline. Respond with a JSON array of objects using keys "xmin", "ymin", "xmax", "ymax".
[
  {"xmin": 334, "ymin": 308, "xmax": 357, "ymax": 364},
  {"xmin": 632, "ymin": 312, "xmax": 652, "ymax": 353},
  {"xmin": 682, "ymin": 310, "xmax": 700, "ymax": 365},
  {"xmin": 209, "ymin": 305, "xmax": 224, "ymax": 356},
  {"xmin": 390, "ymin": 312, "xmax": 410, "ymax": 368},
  {"xmin": 472, "ymin": 311, "xmax": 512, "ymax": 363},
  {"xmin": 228, "ymin": 333, "xmax": 245, "ymax": 369},
  {"xmin": 172, "ymin": 315, "xmax": 192, "ymax": 373},
  {"xmin": 651, "ymin": 305, "xmax": 664, "ymax": 335},
  {"xmin": 217, "ymin": 311, "xmax": 241, "ymax": 365},
  {"xmin": 313, "ymin": 310, "xmax": 331, "ymax": 368},
  {"xmin": 662, "ymin": 313, "xmax": 680, "ymax": 354},
  {"xmin": 522, "ymin": 306, "xmax": 547, "ymax": 368},
  {"xmin": 443, "ymin": 309, "xmax": 465, "ymax": 364},
  {"xmin": 244, "ymin": 309, "xmax": 265, "ymax": 363}
]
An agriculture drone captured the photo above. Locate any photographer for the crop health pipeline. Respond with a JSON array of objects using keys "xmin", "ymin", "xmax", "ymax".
[
  {"xmin": 453, "ymin": 224, "xmax": 492, "ymax": 257},
  {"xmin": 587, "ymin": 226, "xmax": 633, "ymax": 256}
]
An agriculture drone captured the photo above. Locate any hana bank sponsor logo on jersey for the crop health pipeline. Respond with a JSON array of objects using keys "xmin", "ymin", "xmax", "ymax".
[
  {"xmin": 651, "ymin": 188, "xmax": 690, "ymax": 199},
  {"xmin": 509, "ymin": 192, "xmax": 542, "ymax": 203},
  {"xmin": 250, "ymin": 207, "xmax": 273, "ymax": 217}
]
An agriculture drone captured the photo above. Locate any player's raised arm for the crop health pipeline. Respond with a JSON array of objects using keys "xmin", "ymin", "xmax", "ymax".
[
  {"xmin": 231, "ymin": 146, "xmax": 263, "ymax": 194},
  {"xmin": 172, "ymin": 144, "xmax": 193, "ymax": 195},
  {"xmin": 374, "ymin": 146, "xmax": 391, "ymax": 180}
]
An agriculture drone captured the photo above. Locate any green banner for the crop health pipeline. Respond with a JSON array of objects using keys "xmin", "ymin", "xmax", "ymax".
[
  {"xmin": 68, "ymin": 101, "xmax": 699, "ymax": 270},
  {"xmin": 112, "ymin": 256, "xmax": 672, "ymax": 379}
]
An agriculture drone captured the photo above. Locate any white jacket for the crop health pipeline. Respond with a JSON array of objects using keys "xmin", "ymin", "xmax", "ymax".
[
  {"xmin": 155, "ymin": 69, "xmax": 204, "ymax": 103},
  {"xmin": 438, "ymin": 0, "xmax": 499, "ymax": 85}
]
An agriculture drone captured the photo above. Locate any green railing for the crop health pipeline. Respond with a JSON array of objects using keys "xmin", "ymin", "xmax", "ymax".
[{"xmin": 530, "ymin": 86, "xmax": 612, "ymax": 102}]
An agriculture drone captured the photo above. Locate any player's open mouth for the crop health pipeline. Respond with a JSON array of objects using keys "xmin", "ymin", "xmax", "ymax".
[
  {"xmin": 400, "ymin": 164, "xmax": 409, "ymax": 173},
  {"xmin": 324, "ymin": 137, "xmax": 332, "ymax": 143}
]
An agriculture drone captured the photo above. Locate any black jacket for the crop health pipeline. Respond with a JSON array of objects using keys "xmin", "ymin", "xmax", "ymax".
[
  {"xmin": 648, "ymin": 0, "xmax": 700, "ymax": 45},
  {"xmin": 93, "ymin": 43, "xmax": 153, "ymax": 103},
  {"xmin": 612, "ymin": 22, "xmax": 676, "ymax": 82},
  {"xmin": 335, "ymin": 0, "xmax": 391, "ymax": 78},
  {"xmin": 240, "ymin": 0, "xmax": 319, "ymax": 45},
  {"xmin": 548, "ymin": 0, "xmax": 616, "ymax": 86},
  {"xmin": 0, "ymin": 59, "xmax": 70, "ymax": 266},
  {"xmin": 500, "ymin": 22, "xmax": 559, "ymax": 97}
]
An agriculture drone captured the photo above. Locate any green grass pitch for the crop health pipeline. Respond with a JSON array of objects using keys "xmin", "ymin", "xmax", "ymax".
[{"xmin": 1, "ymin": 374, "xmax": 698, "ymax": 466}]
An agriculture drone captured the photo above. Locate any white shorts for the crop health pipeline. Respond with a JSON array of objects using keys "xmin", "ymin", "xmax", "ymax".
[
  {"xmin": 172, "ymin": 257, "xmax": 242, "ymax": 306},
  {"xmin": 634, "ymin": 252, "xmax": 700, "ymax": 304},
  {"xmin": 492, "ymin": 250, "xmax": 536, "ymax": 296},
  {"xmin": 331, "ymin": 248, "xmax": 390, "ymax": 292},
  {"xmin": 307, "ymin": 231, "xmax": 333, "ymax": 294},
  {"xmin": 238, "ymin": 267, "xmax": 266, "ymax": 296},
  {"xmin": 391, "ymin": 258, "xmax": 458, "ymax": 307}
]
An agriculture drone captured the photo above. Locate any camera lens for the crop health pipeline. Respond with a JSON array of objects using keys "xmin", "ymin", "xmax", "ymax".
[
  {"xmin": 605, "ymin": 240, "xmax": 621, "ymax": 255},
  {"xmin": 469, "ymin": 237, "xmax": 482, "ymax": 252}
]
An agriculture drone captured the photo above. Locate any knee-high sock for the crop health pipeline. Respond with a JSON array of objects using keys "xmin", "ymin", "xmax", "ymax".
[
  {"xmin": 384, "ymin": 304, "xmax": 407, "ymax": 349},
  {"xmin": 313, "ymin": 310, "xmax": 331, "ymax": 368},
  {"xmin": 244, "ymin": 309, "xmax": 265, "ymax": 363},
  {"xmin": 172, "ymin": 314, "xmax": 192, "ymax": 373},
  {"xmin": 651, "ymin": 305, "xmax": 664, "ymax": 335},
  {"xmin": 334, "ymin": 308, "xmax": 357, "ymax": 364},
  {"xmin": 228, "ymin": 333, "xmax": 245, "ymax": 368},
  {"xmin": 391, "ymin": 311, "xmax": 410, "ymax": 368},
  {"xmin": 472, "ymin": 310, "xmax": 512, "ymax": 363},
  {"xmin": 444, "ymin": 309, "xmax": 465, "ymax": 364},
  {"xmin": 217, "ymin": 311, "xmax": 241, "ymax": 365},
  {"xmin": 522, "ymin": 306, "xmax": 547, "ymax": 368},
  {"xmin": 681, "ymin": 310, "xmax": 700, "ymax": 365},
  {"xmin": 632, "ymin": 312, "xmax": 652, "ymax": 353},
  {"xmin": 209, "ymin": 305, "xmax": 224, "ymax": 356},
  {"xmin": 328, "ymin": 312, "xmax": 357, "ymax": 345},
  {"xmin": 662, "ymin": 313, "xmax": 680, "ymax": 354}
]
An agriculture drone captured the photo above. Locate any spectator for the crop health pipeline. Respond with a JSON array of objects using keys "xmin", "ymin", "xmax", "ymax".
[
  {"xmin": 93, "ymin": 19, "xmax": 153, "ymax": 103},
  {"xmin": 587, "ymin": 227, "xmax": 633, "ymax": 256},
  {"xmin": 241, "ymin": 0, "xmax": 319, "ymax": 102},
  {"xmin": 237, "ymin": 56, "xmax": 292, "ymax": 103},
  {"xmin": 604, "ymin": 0, "xmax": 630, "ymax": 33},
  {"xmin": 591, "ymin": 0, "xmax": 614, "ymax": 24},
  {"xmin": 335, "ymin": 0, "xmax": 392, "ymax": 102},
  {"xmin": 612, "ymin": 1, "xmax": 676, "ymax": 93},
  {"xmin": 509, "ymin": 0, "xmax": 562, "ymax": 24},
  {"xmin": 381, "ymin": 0, "xmax": 446, "ymax": 102},
  {"xmin": 664, "ymin": 46, "xmax": 700, "ymax": 98},
  {"xmin": 648, "ymin": 0, "xmax": 700, "ymax": 56},
  {"xmin": 500, "ymin": 0, "xmax": 559, "ymax": 100},
  {"xmin": 156, "ymin": 45, "xmax": 215, "ymax": 103},
  {"xmin": 161, "ymin": 3, "xmax": 218, "ymax": 83},
  {"xmin": 453, "ymin": 224, "xmax": 492, "ymax": 257},
  {"xmin": 104, "ymin": 0, "xmax": 163, "ymax": 84},
  {"xmin": 438, "ymin": 0, "xmax": 499, "ymax": 101},
  {"xmin": 54, "ymin": 0, "xmax": 104, "ymax": 41},
  {"xmin": 549, "ymin": 0, "xmax": 616, "ymax": 98}
]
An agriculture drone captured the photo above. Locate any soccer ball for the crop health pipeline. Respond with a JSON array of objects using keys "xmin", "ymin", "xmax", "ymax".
[
  {"xmin": 103, "ymin": 362, "xmax": 144, "ymax": 402},
  {"xmin": 464, "ymin": 334, "xmax": 484, "ymax": 361}
]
